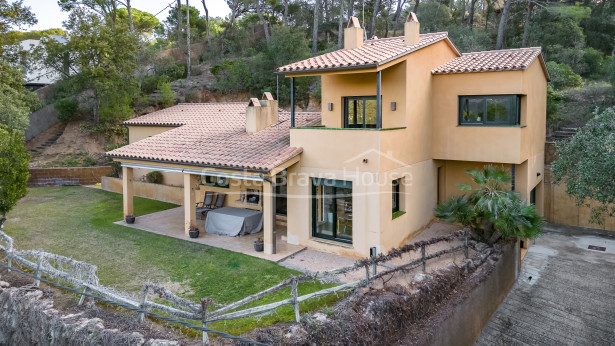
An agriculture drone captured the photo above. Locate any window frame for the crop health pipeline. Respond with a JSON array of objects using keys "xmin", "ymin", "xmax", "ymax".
[
  {"xmin": 311, "ymin": 178, "xmax": 353, "ymax": 244},
  {"xmin": 392, "ymin": 178, "xmax": 401, "ymax": 214},
  {"xmin": 458, "ymin": 95, "xmax": 521, "ymax": 126},
  {"xmin": 343, "ymin": 96, "xmax": 380, "ymax": 129}
]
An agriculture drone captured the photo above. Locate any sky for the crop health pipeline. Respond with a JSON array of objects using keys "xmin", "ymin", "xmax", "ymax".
[{"xmin": 20, "ymin": 0, "xmax": 232, "ymax": 31}]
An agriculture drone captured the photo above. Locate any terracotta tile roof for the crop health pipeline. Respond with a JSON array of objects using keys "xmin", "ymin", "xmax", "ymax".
[
  {"xmin": 277, "ymin": 32, "xmax": 453, "ymax": 74},
  {"xmin": 432, "ymin": 47, "xmax": 547, "ymax": 77},
  {"xmin": 107, "ymin": 103, "xmax": 321, "ymax": 172}
]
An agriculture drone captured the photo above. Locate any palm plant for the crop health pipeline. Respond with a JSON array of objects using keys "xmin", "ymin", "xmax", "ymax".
[{"xmin": 435, "ymin": 166, "xmax": 544, "ymax": 244}]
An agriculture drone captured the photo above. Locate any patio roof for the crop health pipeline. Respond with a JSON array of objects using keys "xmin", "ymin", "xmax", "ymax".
[{"xmin": 107, "ymin": 103, "xmax": 321, "ymax": 172}]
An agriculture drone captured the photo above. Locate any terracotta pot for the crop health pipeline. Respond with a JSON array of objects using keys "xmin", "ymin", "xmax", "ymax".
[
  {"xmin": 125, "ymin": 216, "xmax": 135, "ymax": 224},
  {"xmin": 254, "ymin": 241, "xmax": 264, "ymax": 252},
  {"xmin": 189, "ymin": 229, "xmax": 200, "ymax": 238}
]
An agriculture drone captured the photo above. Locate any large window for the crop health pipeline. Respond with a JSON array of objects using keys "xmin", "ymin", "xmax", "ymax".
[
  {"xmin": 392, "ymin": 179, "xmax": 401, "ymax": 213},
  {"xmin": 459, "ymin": 95, "xmax": 520, "ymax": 126},
  {"xmin": 344, "ymin": 96, "xmax": 378, "ymax": 128},
  {"xmin": 312, "ymin": 179, "xmax": 352, "ymax": 243},
  {"xmin": 204, "ymin": 175, "xmax": 230, "ymax": 188}
]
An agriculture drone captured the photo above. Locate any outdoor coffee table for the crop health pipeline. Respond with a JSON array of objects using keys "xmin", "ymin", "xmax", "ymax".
[{"xmin": 204, "ymin": 206, "xmax": 263, "ymax": 236}]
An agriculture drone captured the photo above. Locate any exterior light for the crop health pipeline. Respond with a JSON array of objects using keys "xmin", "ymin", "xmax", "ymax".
[
  {"xmin": 328, "ymin": 103, "xmax": 333, "ymax": 111},
  {"xmin": 391, "ymin": 102, "xmax": 396, "ymax": 111}
]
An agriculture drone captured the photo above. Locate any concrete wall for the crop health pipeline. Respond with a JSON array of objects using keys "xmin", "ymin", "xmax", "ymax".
[
  {"xmin": 25, "ymin": 104, "xmax": 59, "ymax": 141},
  {"xmin": 424, "ymin": 241, "xmax": 519, "ymax": 346},
  {"xmin": 28, "ymin": 166, "xmax": 112, "ymax": 187}
]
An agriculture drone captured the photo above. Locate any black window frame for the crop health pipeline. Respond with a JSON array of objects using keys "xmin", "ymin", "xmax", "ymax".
[
  {"xmin": 392, "ymin": 179, "xmax": 401, "ymax": 214},
  {"xmin": 204, "ymin": 175, "xmax": 230, "ymax": 188},
  {"xmin": 344, "ymin": 96, "xmax": 380, "ymax": 129},
  {"xmin": 458, "ymin": 95, "xmax": 521, "ymax": 126},
  {"xmin": 311, "ymin": 178, "xmax": 353, "ymax": 244}
]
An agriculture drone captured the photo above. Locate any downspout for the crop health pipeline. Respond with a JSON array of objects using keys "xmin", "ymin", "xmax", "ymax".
[
  {"xmin": 260, "ymin": 174, "xmax": 277, "ymax": 254},
  {"xmin": 511, "ymin": 164, "xmax": 515, "ymax": 191}
]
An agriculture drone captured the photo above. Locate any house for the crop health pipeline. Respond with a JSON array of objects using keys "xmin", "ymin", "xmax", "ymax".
[
  {"xmin": 19, "ymin": 35, "xmax": 67, "ymax": 90},
  {"xmin": 107, "ymin": 14, "xmax": 548, "ymax": 258}
]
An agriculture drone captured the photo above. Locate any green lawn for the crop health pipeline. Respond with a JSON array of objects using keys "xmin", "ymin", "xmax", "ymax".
[{"xmin": 4, "ymin": 186, "xmax": 338, "ymax": 336}]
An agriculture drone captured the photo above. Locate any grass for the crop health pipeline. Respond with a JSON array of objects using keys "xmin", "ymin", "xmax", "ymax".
[{"xmin": 4, "ymin": 186, "xmax": 340, "ymax": 336}]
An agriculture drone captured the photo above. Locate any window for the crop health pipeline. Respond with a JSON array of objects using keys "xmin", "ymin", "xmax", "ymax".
[
  {"xmin": 312, "ymin": 179, "xmax": 352, "ymax": 243},
  {"xmin": 344, "ymin": 96, "xmax": 378, "ymax": 128},
  {"xmin": 392, "ymin": 179, "xmax": 401, "ymax": 214},
  {"xmin": 459, "ymin": 95, "xmax": 520, "ymax": 126},
  {"xmin": 204, "ymin": 176, "xmax": 230, "ymax": 188}
]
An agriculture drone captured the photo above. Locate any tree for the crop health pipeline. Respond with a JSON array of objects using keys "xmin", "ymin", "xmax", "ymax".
[
  {"xmin": 117, "ymin": 7, "xmax": 159, "ymax": 34},
  {"xmin": 201, "ymin": 0, "xmax": 211, "ymax": 43},
  {"xmin": 495, "ymin": 0, "xmax": 514, "ymax": 49},
  {"xmin": 546, "ymin": 61, "xmax": 583, "ymax": 90},
  {"xmin": 0, "ymin": 0, "xmax": 37, "ymax": 61},
  {"xmin": 0, "ymin": 61, "xmax": 40, "ymax": 131},
  {"xmin": 0, "ymin": 125, "xmax": 29, "ymax": 231},
  {"xmin": 312, "ymin": 0, "xmax": 320, "ymax": 53},
  {"xmin": 43, "ymin": 8, "xmax": 140, "ymax": 124},
  {"xmin": 552, "ymin": 107, "xmax": 615, "ymax": 224},
  {"xmin": 435, "ymin": 166, "xmax": 544, "ymax": 244}
]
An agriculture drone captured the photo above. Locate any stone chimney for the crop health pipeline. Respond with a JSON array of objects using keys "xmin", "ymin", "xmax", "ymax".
[
  {"xmin": 344, "ymin": 16, "xmax": 363, "ymax": 50},
  {"xmin": 246, "ymin": 92, "xmax": 277, "ymax": 133},
  {"xmin": 404, "ymin": 12, "xmax": 420, "ymax": 46}
]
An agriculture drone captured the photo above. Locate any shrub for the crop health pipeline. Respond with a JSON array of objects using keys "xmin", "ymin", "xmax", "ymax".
[
  {"xmin": 82, "ymin": 155, "xmax": 97, "ymax": 167},
  {"xmin": 141, "ymin": 75, "xmax": 160, "ymax": 94},
  {"xmin": 54, "ymin": 97, "xmax": 79, "ymax": 122},
  {"xmin": 546, "ymin": 61, "xmax": 583, "ymax": 90},
  {"xmin": 145, "ymin": 170, "xmax": 163, "ymax": 184},
  {"xmin": 157, "ymin": 78, "xmax": 175, "ymax": 108}
]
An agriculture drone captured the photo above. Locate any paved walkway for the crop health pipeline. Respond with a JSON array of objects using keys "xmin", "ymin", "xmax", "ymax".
[{"xmin": 476, "ymin": 225, "xmax": 615, "ymax": 346}]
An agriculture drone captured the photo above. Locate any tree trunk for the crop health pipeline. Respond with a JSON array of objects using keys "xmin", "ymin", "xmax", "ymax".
[
  {"xmin": 347, "ymin": 0, "xmax": 354, "ymax": 21},
  {"xmin": 177, "ymin": 0, "xmax": 183, "ymax": 47},
  {"xmin": 468, "ymin": 0, "xmax": 477, "ymax": 28},
  {"xmin": 338, "ymin": 0, "xmax": 344, "ymax": 48},
  {"xmin": 201, "ymin": 0, "xmax": 210, "ymax": 44},
  {"xmin": 392, "ymin": 0, "xmax": 406, "ymax": 36},
  {"xmin": 229, "ymin": 0, "xmax": 238, "ymax": 26},
  {"xmin": 495, "ymin": 0, "xmax": 513, "ymax": 49},
  {"xmin": 283, "ymin": 0, "xmax": 289, "ymax": 25},
  {"xmin": 449, "ymin": 0, "xmax": 455, "ymax": 13},
  {"xmin": 521, "ymin": 1, "xmax": 534, "ymax": 47},
  {"xmin": 413, "ymin": 0, "xmax": 420, "ymax": 14},
  {"xmin": 255, "ymin": 0, "xmax": 270, "ymax": 45},
  {"xmin": 370, "ymin": 0, "xmax": 381, "ymax": 38},
  {"xmin": 126, "ymin": 0, "xmax": 134, "ymax": 32},
  {"xmin": 0, "ymin": 213, "xmax": 6, "ymax": 231},
  {"xmin": 460, "ymin": 0, "xmax": 466, "ymax": 23},
  {"xmin": 312, "ymin": 0, "xmax": 320, "ymax": 54},
  {"xmin": 187, "ymin": 0, "xmax": 191, "ymax": 78}
]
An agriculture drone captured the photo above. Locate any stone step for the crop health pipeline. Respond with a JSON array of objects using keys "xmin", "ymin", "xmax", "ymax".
[{"xmin": 559, "ymin": 127, "xmax": 578, "ymax": 132}]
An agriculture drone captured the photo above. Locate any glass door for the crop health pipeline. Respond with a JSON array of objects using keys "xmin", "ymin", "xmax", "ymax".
[{"xmin": 312, "ymin": 179, "xmax": 352, "ymax": 243}]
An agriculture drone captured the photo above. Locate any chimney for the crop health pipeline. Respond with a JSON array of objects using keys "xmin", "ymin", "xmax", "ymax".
[
  {"xmin": 404, "ymin": 12, "xmax": 420, "ymax": 46},
  {"xmin": 246, "ymin": 92, "xmax": 277, "ymax": 133},
  {"xmin": 344, "ymin": 16, "xmax": 363, "ymax": 50}
]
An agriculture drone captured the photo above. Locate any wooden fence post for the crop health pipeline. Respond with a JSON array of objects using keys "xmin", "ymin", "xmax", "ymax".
[
  {"xmin": 364, "ymin": 264, "xmax": 370, "ymax": 288},
  {"xmin": 291, "ymin": 278, "xmax": 300, "ymax": 323},
  {"xmin": 34, "ymin": 253, "xmax": 44, "ymax": 287},
  {"xmin": 78, "ymin": 286, "xmax": 88, "ymax": 305},
  {"xmin": 421, "ymin": 245, "xmax": 426, "ymax": 273},
  {"xmin": 138, "ymin": 289, "xmax": 149, "ymax": 323},
  {"xmin": 201, "ymin": 298, "xmax": 210, "ymax": 344},
  {"xmin": 6, "ymin": 244, "xmax": 12, "ymax": 272}
]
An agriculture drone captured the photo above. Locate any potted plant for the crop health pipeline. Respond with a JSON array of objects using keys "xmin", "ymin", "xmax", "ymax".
[
  {"xmin": 125, "ymin": 215, "xmax": 135, "ymax": 224},
  {"xmin": 189, "ymin": 227, "xmax": 200, "ymax": 238},
  {"xmin": 254, "ymin": 237, "xmax": 264, "ymax": 252}
]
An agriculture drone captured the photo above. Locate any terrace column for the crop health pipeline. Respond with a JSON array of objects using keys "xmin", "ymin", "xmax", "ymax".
[
  {"xmin": 184, "ymin": 173, "xmax": 200, "ymax": 236},
  {"xmin": 263, "ymin": 180, "xmax": 276, "ymax": 254},
  {"xmin": 122, "ymin": 166, "xmax": 134, "ymax": 218},
  {"xmin": 290, "ymin": 77, "xmax": 295, "ymax": 128},
  {"xmin": 376, "ymin": 70, "xmax": 382, "ymax": 129}
]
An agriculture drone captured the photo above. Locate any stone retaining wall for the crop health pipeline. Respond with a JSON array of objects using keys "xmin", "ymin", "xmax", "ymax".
[{"xmin": 28, "ymin": 166, "xmax": 113, "ymax": 187}]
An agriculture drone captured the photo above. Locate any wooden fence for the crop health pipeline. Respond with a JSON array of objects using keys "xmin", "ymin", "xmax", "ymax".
[{"xmin": 0, "ymin": 229, "xmax": 472, "ymax": 342}]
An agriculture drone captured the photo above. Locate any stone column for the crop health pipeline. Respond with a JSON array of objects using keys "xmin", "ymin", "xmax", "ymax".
[
  {"xmin": 122, "ymin": 166, "xmax": 134, "ymax": 218},
  {"xmin": 263, "ymin": 180, "xmax": 274, "ymax": 254},
  {"xmin": 184, "ymin": 173, "xmax": 199, "ymax": 236}
]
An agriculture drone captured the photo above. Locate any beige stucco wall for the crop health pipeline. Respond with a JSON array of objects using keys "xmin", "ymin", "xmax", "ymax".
[{"xmin": 431, "ymin": 60, "xmax": 547, "ymax": 165}]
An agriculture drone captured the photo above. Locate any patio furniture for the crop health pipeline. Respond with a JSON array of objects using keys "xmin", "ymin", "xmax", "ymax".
[
  {"xmin": 205, "ymin": 206, "xmax": 263, "ymax": 236},
  {"xmin": 196, "ymin": 191, "xmax": 214, "ymax": 220},
  {"xmin": 198, "ymin": 192, "xmax": 226, "ymax": 220}
]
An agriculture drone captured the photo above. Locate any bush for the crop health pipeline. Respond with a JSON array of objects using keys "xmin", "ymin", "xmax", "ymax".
[
  {"xmin": 54, "ymin": 97, "xmax": 79, "ymax": 122},
  {"xmin": 145, "ymin": 170, "xmax": 163, "ymax": 184},
  {"xmin": 141, "ymin": 75, "xmax": 160, "ymax": 94},
  {"xmin": 547, "ymin": 61, "xmax": 583, "ymax": 90},
  {"xmin": 157, "ymin": 78, "xmax": 175, "ymax": 107},
  {"xmin": 546, "ymin": 85, "xmax": 561, "ymax": 121}
]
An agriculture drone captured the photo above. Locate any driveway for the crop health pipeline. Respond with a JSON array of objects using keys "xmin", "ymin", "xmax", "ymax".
[{"xmin": 475, "ymin": 224, "xmax": 615, "ymax": 346}]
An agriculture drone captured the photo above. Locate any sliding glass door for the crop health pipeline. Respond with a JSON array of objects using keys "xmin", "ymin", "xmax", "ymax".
[{"xmin": 312, "ymin": 178, "xmax": 352, "ymax": 243}]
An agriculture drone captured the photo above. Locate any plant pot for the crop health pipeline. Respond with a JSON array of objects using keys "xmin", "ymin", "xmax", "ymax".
[
  {"xmin": 189, "ymin": 229, "xmax": 200, "ymax": 238},
  {"xmin": 125, "ymin": 215, "xmax": 135, "ymax": 224},
  {"xmin": 254, "ymin": 241, "xmax": 264, "ymax": 252}
]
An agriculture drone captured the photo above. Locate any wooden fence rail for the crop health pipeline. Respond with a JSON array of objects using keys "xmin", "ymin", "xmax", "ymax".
[{"xmin": 0, "ymin": 229, "xmax": 472, "ymax": 341}]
